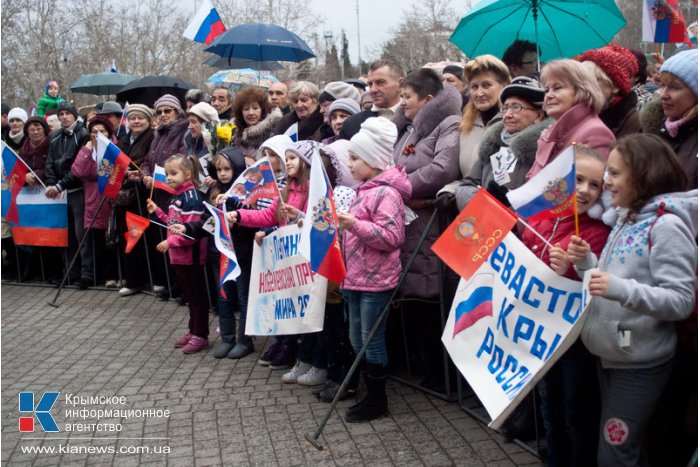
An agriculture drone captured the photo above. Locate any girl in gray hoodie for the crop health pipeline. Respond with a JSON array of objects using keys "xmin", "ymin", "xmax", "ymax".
[{"xmin": 568, "ymin": 134, "xmax": 696, "ymax": 466}]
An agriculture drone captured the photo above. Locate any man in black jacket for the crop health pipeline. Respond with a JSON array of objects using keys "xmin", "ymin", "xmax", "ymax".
[{"xmin": 45, "ymin": 102, "xmax": 90, "ymax": 288}]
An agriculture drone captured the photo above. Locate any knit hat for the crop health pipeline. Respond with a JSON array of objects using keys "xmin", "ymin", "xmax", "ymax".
[
  {"xmin": 45, "ymin": 80, "xmax": 59, "ymax": 94},
  {"xmin": 348, "ymin": 117, "xmax": 397, "ymax": 170},
  {"xmin": 2, "ymin": 104, "xmax": 10, "ymax": 116},
  {"xmin": 443, "ymin": 65, "xmax": 465, "ymax": 81},
  {"xmin": 578, "ymin": 47, "xmax": 632, "ymax": 94},
  {"xmin": 607, "ymin": 43, "xmax": 639, "ymax": 78},
  {"xmin": 320, "ymin": 81, "xmax": 361, "ymax": 103},
  {"xmin": 187, "ymin": 102, "xmax": 219, "ymax": 123},
  {"xmin": 660, "ymin": 49, "xmax": 699, "ymax": 96},
  {"xmin": 125, "ymin": 103, "xmax": 154, "ymax": 122},
  {"xmin": 56, "ymin": 102, "xmax": 78, "ymax": 119},
  {"xmin": 88, "ymin": 115, "xmax": 115, "ymax": 137},
  {"xmin": 328, "ymin": 98, "xmax": 361, "ymax": 116},
  {"xmin": 286, "ymin": 140, "xmax": 321, "ymax": 167},
  {"xmin": 97, "ymin": 101, "xmax": 123, "ymax": 116},
  {"xmin": 257, "ymin": 134, "xmax": 294, "ymax": 164},
  {"xmin": 8, "ymin": 107, "xmax": 28, "ymax": 123},
  {"xmin": 23, "ymin": 116, "xmax": 49, "ymax": 136},
  {"xmin": 500, "ymin": 76, "xmax": 545, "ymax": 106},
  {"xmin": 153, "ymin": 94, "xmax": 183, "ymax": 114}
]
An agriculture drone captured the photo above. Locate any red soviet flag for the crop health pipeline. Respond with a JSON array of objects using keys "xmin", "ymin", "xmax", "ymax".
[{"xmin": 124, "ymin": 211, "xmax": 150, "ymax": 253}]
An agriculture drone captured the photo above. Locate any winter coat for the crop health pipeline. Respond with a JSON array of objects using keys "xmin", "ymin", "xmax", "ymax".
[
  {"xmin": 455, "ymin": 118, "xmax": 552, "ymax": 210},
  {"xmin": 528, "ymin": 103, "xmax": 615, "ymax": 179},
  {"xmin": 45, "ymin": 120, "xmax": 90, "ymax": 192},
  {"xmin": 71, "ymin": 142, "xmax": 115, "ymax": 230},
  {"xmin": 36, "ymin": 93, "xmax": 63, "ymax": 117},
  {"xmin": 274, "ymin": 106, "xmax": 325, "ymax": 142},
  {"xmin": 153, "ymin": 181, "xmax": 207, "ymax": 265},
  {"xmin": 184, "ymin": 131, "xmax": 208, "ymax": 159},
  {"xmin": 143, "ymin": 119, "xmax": 189, "ymax": 210},
  {"xmin": 116, "ymin": 128, "xmax": 154, "ymax": 166},
  {"xmin": 392, "ymin": 85, "xmax": 462, "ymax": 299},
  {"xmin": 576, "ymin": 190, "xmax": 697, "ymax": 369},
  {"xmin": 600, "ymin": 92, "xmax": 642, "ymax": 138},
  {"xmin": 19, "ymin": 136, "xmax": 50, "ymax": 182},
  {"xmin": 237, "ymin": 179, "xmax": 308, "ymax": 229},
  {"xmin": 640, "ymin": 99, "xmax": 698, "ymax": 189},
  {"xmin": 338, "ymin": 108, "xmax": 377, "ymax": 140},
  {"xmin": 233, "ymin": 107, "xmax": 283, "ymax": 159},
  {"xmin": 342, "ymin": 166, "xmax": 412, "ymax": 292},
  {"xmin": 522, "ymin": 214, "xmax": 610, "ymax": 281},
  {"xmin": 459, "ymin": 111, "xmax": 503, "ymax": 178}
]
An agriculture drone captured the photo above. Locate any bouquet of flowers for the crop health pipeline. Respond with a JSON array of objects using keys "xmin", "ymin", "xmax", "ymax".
[{"xmin": 202, "ymin": 121, "xmax": 236, "ymax": 157}]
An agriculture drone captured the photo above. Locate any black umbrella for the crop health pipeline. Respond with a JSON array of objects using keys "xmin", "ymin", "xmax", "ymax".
[{"xmin": 115, "ymin": 75, "xmax": 197, "ymax": 108}]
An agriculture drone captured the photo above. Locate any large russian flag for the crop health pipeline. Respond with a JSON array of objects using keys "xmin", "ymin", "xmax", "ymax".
[
  {"xmin": 453, "ymin": 276, "xmax": 493, "ymax": 338},
  {"xmin": 183, "ymin": 0, "xmax": 226, "ymax": 45},
  {"xmin": 507, "ymin": 146, "xmax": 576, "ymax": 221},
  {"xmin": 153, "ymin": 164, "xmax": 176, "ymax": 194},
  {"xmin": 642, "ymin": 0, "xmax": 690, "ymax": 43},
  {"xmin": 95, "ymin": 133, "xmax": 131, "ymax": 199},
  {"xmin": 1, "ymin": 142, "xmax": 29, "ymax": 223},
  {"xmin": 11, "ymin": 185, "xmax": 68, "ymax": 247},
  {"xmin": 299, "ymin": 148, "xmax": 346, "ymax": 284}
]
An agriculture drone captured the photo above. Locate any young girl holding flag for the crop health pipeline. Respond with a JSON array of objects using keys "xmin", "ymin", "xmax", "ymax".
[
  {"xmin": 567, "ymin": 134, "xmax": 696, "ymax": 466},
  {"xmin": 521, "ymin": 144, "xmax": 611, "ymax": 466},
  {"xmin": 337, "ymin": 117, "xmax": 412, "ymax": 423},
  {"xmin": 146, "ymin": 154, "xmax": 209, "ymax": 354}
]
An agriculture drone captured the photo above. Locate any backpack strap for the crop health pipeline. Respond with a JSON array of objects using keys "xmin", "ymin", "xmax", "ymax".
[{"xmin": 647, "ymin": 202, "xmax": 666, "ymax": 253}]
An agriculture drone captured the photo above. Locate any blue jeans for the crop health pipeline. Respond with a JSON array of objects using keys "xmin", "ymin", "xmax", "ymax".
[{"xmin": 342, "ymin": 289, "xmax": 393, "ymax": 366}]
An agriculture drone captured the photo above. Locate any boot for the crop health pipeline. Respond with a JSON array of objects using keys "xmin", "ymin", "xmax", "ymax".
[
  {"xmin": 345, "ymin": 362, "xmax": 388, "ymax": 423},
  {"xmin": 227, "ymin": 318, "xmax": 254, "ymax": 359},
  {"xmin": 213, "ymin": 318, "xmax": 236, "ymax": 358}
]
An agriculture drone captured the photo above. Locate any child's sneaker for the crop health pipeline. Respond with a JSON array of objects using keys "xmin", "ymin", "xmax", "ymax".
[
  {"xmin": 174, "ymin": 332, "xmax": 193, "ymax": 348},
  {"xmin": 258, "ymin": 343, "xmax": 280, "ymax": 366},
  {"xmin": 182, "ymin": 336, "xmax": 209, "ymax": 354},
  {"xmin": 297, "ymin": 367, "xmax": 327, "ymax": 386},
  {"xmin": 269, "ymin": 344, "xmax": 295, "ymax": 370},
  {"xmin": 282, "ymin": 361, "xmax": 311, "ymax": 384}
]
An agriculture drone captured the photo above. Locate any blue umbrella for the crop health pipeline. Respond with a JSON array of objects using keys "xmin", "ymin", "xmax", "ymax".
[
  {"xmin": 450, "ymin": 0, "xmax": 627, "ymax": 64},
  {"xmin": 204, "ymin": 23, "xmax": 315, "ymax": 63}
]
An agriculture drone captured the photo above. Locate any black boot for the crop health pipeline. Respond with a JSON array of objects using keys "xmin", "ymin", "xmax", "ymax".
[
  {"xmin": 227, "ymin": 318, "xmax": 254, "ymax": 359},
  {"xmin": 213, "ymin": 318, "xmax": 236, "ymax": 358},
  {"xmin": 345, "ymin": 362, "xmax": 388, "ymax": 423}
]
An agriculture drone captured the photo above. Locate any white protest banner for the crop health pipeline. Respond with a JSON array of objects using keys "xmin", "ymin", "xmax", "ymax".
[
  {"xmin": 442, "ymin": 232, "xmax": 591, "ymax": 429},
  {"xmin": 246, "ymin": 224, "xmax": 328, "ymax": 335}
]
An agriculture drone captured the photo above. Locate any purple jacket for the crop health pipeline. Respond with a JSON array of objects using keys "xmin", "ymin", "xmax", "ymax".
[
  {"xmin": 153, "ymin": 181, "xmax": 207, "ymax": 265},
  {"xmin": 71, "ymin": 142, "xmax": 115, "ymax": 230},
  {"xmin": 238, "ymin": 179, "xmax": 308, "ymax": 228},
  {"xmin": 392, "ymin": 85, "xmax": 462, "ymax": 299},
  {"xmin": 528, "ymin": 102, "xmax": 615, "ymax": 179},
  {"xmin": 341, "ymin": 166, "xmax": 412, "ymax": 292}
]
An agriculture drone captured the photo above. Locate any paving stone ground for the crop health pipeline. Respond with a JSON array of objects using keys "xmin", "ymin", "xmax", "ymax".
[{"xmin": 1, "ymin": 284, "xmax": 542, "ymax": 466}]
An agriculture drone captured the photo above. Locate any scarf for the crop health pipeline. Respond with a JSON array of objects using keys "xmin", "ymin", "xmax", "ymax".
[
  {"xmin": 8, "ymin": 129, "xmax": 24, "ymax": 145},
  {"xmin": 500, "ymin": 127, "xmax": 517, "ymax": 146},
  {"xmin": 665, "ymin": 114, "xmax": 693, "ymax": 138}
]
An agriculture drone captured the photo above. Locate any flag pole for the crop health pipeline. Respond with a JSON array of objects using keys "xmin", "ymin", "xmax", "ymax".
[
  {"xmin": 3, "ymin": 144, "xmax": 48, "ymax": 190},
  {"xmin": 516, "ymin": 216, "xmax": 556, "ymax": 250},
  {"xmin": 572, "ymin": 196, "xmax": 580, "ymax": 237},
  {"xmin": 48, "ymin": 196, "xmax": 108, "ymax": 307},
  {"xmin": 149, "ymin": 219, "xmax": 196, "ymax": 240}
]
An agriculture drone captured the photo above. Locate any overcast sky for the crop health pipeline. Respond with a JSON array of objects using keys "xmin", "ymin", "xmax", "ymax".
[{"xmin": 179, "ymin": 0, "xmax": 471, "ymax": 63}]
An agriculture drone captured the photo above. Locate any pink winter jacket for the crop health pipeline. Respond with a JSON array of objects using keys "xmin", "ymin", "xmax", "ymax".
[
  {"xmin": 153, "ymin": 181, "xmax": 207, "ymax": 265},
  {"xmin": 341, "ymin": 166, "xmax": 412, "ymax": 292},
  {"xmin": 71, "ymin": 141, "xmax": 115, "ymax": 230},
  {"xmin": 527, "ymin": 102, "xmax": 615, "ymax": 179},
  {"xmin": 237, "ymin": 179, "xmax": 308, "ymax": 228}
]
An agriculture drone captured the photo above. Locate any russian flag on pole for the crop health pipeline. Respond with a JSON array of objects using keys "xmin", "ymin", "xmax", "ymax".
[
  {"xmin": 642, "ymin": 0, "xmax": 690, "ymax": 43},
  {"xmin": 95, "ymin": 133, "xmax": 131, "ymax": 199},
  {"xmin": 204, "ymin": 202, "xmax": 241, "ymax": 297},
  {"xmin": 1, "ymin": 142, "xmax": 29, "ymax": 223},
  {"xmin": 299, "ymin": 149, "xmax": 346, "ymax": 284},
  {"xmin": 284, "ymin": 123, "xmax": 299, "ymax": 142},
  {"xmin": 506, "ymin": 146, "xmax": 576, "ymax": 221},
  {"xmin": 183, "ymin": 0, "xmax": 226, "ymax": 45},
  {"xmin": 153, "ymin": 164, "xmax": 176, "ymax": 194},
  {"xmin": 11, "ymin": 185, "xmax": 68, "ymax": 247}
]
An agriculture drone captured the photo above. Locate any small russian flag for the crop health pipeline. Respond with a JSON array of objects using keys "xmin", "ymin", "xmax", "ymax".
[
  {"xmin": 453, "ymin": 283, "xmax": 493, "ymax": 338},
  {"xmin": 284, "ymin": 123, "xmax": 299, "ymax": 142},
  {"xmin": 95, "ymin": 133, "xmax": 131, "ymax": 199},
  {"xmin": 183, "ymin": 0, "xmax": 226, "ymax": 45},
  {"xmin": 153, "ymin": 164, "xmax": 176, "ymax": 194}
]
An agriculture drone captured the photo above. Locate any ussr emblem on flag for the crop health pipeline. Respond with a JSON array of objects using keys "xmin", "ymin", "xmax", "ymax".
[
  {"xmin": 454, "ymin": 216, "xmax": 480, "ymax": 244},
  {"xmin": 310, "ymin": 197, "xmax": 337, "ymax": 237}
]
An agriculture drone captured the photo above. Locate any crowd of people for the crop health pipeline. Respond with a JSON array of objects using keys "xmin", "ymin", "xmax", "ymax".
[{"xmin": 1, "ymin": 40, "xmax": 697, "ymax": 465}]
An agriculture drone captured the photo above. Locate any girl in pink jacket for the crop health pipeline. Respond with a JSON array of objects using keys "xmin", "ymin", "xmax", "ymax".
[{"xmin": 337, "ymin": 117, "xmax": 412, "ymax": 423}]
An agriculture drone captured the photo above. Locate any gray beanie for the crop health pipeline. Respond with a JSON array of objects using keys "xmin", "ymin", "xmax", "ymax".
[
  {"xmin": 660, "ymin": 49, "xmax": 698, "ymax": 96},
  {"xmin": 348, "ymin": 117, "xmax": 397, "ymax": 170},
  {"xmin": 286, "ymin": 140, "xmax": 321, "ymax": 167},
  {"xmin": 125, "ymin": 103, "xmax": 153, "ymax": 122},
  {"xmin": 187, "ymin": 102, "xmax": 219, "ymax": 123},
  {"xmin": 56, "ymin": 102, "xmax": 78, "ymax": 119},
  {"xmin": 153, "ymin": 94, "xmax": 184, "ymax": 116},
  {"xmin": 322, "ymin": 81, "xmax": 361, "ymax": 102},
  {"xmin": 328, "ymin": 98, "xmax": 361, "ymax": 116}
]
